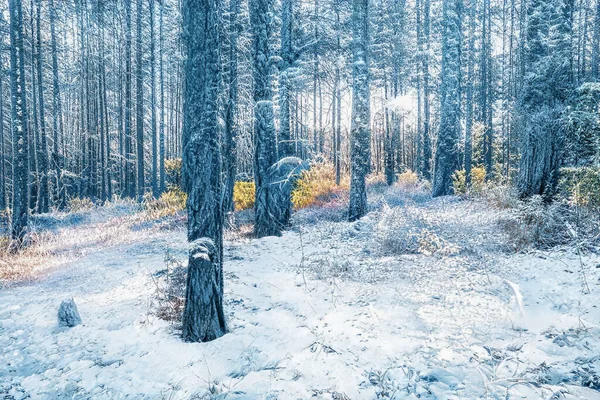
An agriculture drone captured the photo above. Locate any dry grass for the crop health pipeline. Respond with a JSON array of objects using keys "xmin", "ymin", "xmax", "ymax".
[{"xmin": 0, "ymin": 200, "xmax": 186, "ymax": 287}]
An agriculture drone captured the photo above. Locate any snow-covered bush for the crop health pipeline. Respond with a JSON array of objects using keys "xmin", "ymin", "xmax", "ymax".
[
  {"xmin": 482, "ymin": 183, "xmax": 519, "ymax": 209},
  {"xmin": 67, "ymin": 197, "xmax": 95, "ymax": 213},
  {"xmin": 500, "ymin": 195, "xmax": 569, "ymax": 250},
  {"xmin": 152, "ymin": 252, "xmax": 186, "ymax": 323},
  {"xmin": 376, "ymin": 205, "xmax": 427, "ymax": 254},
  {"xmin": 396, "ymin": 170, "xmax": 419, "ymax": 188}
]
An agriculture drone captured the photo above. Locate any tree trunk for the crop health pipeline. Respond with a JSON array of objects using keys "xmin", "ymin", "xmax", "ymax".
[
  {"xmin": 9, "ymin": 0, "xmax": 30, "ymax": 241},
  {"xmin": 223, "ymin": 0, "xmax": 240, "ymax": 214},
  {"xmin": 251, "ymin": 0, "xmax": 280, "ymax": 237},
  {"xmin": 49, "ymin": 0, "xmax": 65, "ymax": 209},
  {"xmin": 150, "ymin": 0, "xmax": 158, "ymax": 198},
  {"xmin": 136, "ymin": 0, "xmax": 145, "ymax": 201},
  {"xmin": 348, "ymin": 0, "xmax": 371, "ymax": 222},
  {"xmin": 432, "ymin": 0, "xmax": 462, "ymax": 197},
  {"xmin": 181, "ymin": 0, "xmax": 227, "ymax": 343}
]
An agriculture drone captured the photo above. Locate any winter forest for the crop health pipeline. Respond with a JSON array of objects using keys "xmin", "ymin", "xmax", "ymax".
[{"xmin": 3, "ymin": 0, "xmax": 600, "ymax": 397}]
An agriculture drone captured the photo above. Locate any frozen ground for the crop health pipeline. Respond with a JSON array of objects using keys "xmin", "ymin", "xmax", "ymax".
[{"xmin": 2, "ymin": 187, "xmax": 600, "ymax": 399}]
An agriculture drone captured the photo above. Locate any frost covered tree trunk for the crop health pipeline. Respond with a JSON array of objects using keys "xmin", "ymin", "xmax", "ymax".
[
  {"xmin": 348, "ymin": 0, "xmax": 371, "ymax": 222},
  {"xmin": 135, "ymin": 0, "xmax": 145, "ymax": 202},
  {"xmin": 158, "ymin": 0, "xmax": 165, "ymax": 195},
  {"xmin": 250, "ymin": 0, "xmax": 280, "ymax": 237},
  {"xmin": 223, "ymin": 0, "xmax": 240, "ymax": 214},
  {"xmin": 432, "ymin": 0, "xmax": 462, "ymax": 197},
  {"xmin": 517, "ymin": 0, "xmax": 573, "ymax": 199},
  {"xmin": 150, "ymin": 0, "xmax": 158, "ymax": 199},
  {"xmin": 421, "ymin": 0, "xmax": 432, "ymax": 181},
  {"xmin": 464, "ymin": 0, "xmax": 476, "ymax": 184},
  {"xmin": 278, "ymin": 0, "xmax": 294, "ymax": 158},
  {"xmin": 9, "ymin": 0, "xmax": 30, "ymax": 241},
  {"xmin": 0, "ymin": 73, "xmax": 5, "ymax": 211},
  {"xmin": 181, "ymin": 0, "xmax": 227, "ymax": 342},
  {"xmin": 35, "ymin": 0, "xmax": 49, "ymax": 214},
  {"xmin": 124, "ymin": 0, "xmax": 135, "ymax": 198}
]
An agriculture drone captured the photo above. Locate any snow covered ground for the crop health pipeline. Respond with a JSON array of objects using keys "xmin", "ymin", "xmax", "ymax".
[{"xmin": 2, "ymin": 187, "xmax": 600, "ymax": 399}]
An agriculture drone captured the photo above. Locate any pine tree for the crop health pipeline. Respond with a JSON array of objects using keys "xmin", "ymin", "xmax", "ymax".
[
  {"xmin": 432, "ymin": 0, "xmax": 463, "ymax": 197},
  {"xmin": 9, "ymin": 0, "xmax": 30, "ymax": 241},
  {"xmin": 348, "ymin": 0, "xmax": 371, "ymax": 221},
  {"xmin": 181, "ymin": 0, "xmax": 227, "ymax": 343},
  {"xmin": 250, "ymin": 0, "xmax": 280, "ymax": 237},
  {"xmin": 517, "ymin": 0, "xmax": 573, "ymax": 198}
]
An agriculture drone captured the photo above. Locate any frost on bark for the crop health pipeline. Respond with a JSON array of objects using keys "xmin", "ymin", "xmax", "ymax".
[
  {"xmin": 253, "ymin": 101, "xmax": 280, "ymax": 237},
  {"xmin": 250, "ymin": 0, "xmax": 280, "ymax": 237},
  {"xmin": 348, "ymin": 0, "xmax": 371, "ymax": 222},
  {"xmin": 517, "ymin": 0, "xmax": 572, "ymax": 199},
  {"xmin": 181, "ymin": 0, "xmax": 226, "ymax": 342},
  {"xmin": 9, "ymin": 0, "xmax": 30, "ymax": 242},
  {"xmin": 432, "ymin": 0, "xmax": 462, "ymax": 197},
  {"xmin": 268, "ymin": 157, "xmax": 308, "ymax": 228},
  {"xmin": 182, "ymin": 239, "xmax": 226, "ymax": 342},
  {"xmin": 223, "ymin": 0, "xmax": 240, "ymax": 214},
  {"xmin": 278, "ymin": 0, "xmax": 294, "ymax": 158}
]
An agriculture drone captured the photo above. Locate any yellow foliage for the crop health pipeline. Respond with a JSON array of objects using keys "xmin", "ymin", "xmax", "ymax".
[
  {"xmin": 470, "ymin": 166, "xmax": 486, "ymax": 194},
  {"xmin": 396, "ymin": 170, "xmax": 419, "ymax": 188},
  {"xmin": 144, "ymin": 188, "xmax": 187, "ymax": 218},
  {"xmin": 452, "ymin": 166, "xmax": 486, "ymax": 195},
  {"xmin": 233, "ymin": 181, "xmax": 256, "ymax": 211},
  {"xmin": 292, "ymin": 161, "xmax": 347, "ymax": 209}
]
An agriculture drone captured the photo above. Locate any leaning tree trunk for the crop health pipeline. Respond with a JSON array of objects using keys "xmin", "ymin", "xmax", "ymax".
[
  {"xmin": 432, "ymin": 0, "xmax": 462, "ymax": 197},
  {"xmin": 9, "ymin": 0, "xmax": 30, "ymax": 241},
  {"xmin": 250, "ymin": 0, "xmax": 280, "ymax": 237},
  {"xmin": 181, "ymin": 0, "xmax": 227, "ymax": 342},
  {"xmin": 348, "ymin": 0, "xmax": 371, "ymax": 222}
]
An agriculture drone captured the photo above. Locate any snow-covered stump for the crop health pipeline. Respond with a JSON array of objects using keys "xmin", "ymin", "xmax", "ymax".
[
  {"xmin": 58, "ymin": 298, "xmax": 82, "ymax": 327},
  {"xmin": 182, "ymin": 238, "xmax": 227, "ymax": 342},
  {"xmin": 268, "ymin": 157, "xmax": 308, "ymax": 229}
]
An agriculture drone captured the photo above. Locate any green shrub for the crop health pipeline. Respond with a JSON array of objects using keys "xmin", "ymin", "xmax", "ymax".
[{"xmin": 558, "ymin": 167, "xmax": 600, "ymax": 209}]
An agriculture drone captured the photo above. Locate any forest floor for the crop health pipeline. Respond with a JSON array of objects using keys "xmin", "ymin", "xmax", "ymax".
[{"xmin": 2, "ymin": 184, "xmax": 600, "ymax": 399}]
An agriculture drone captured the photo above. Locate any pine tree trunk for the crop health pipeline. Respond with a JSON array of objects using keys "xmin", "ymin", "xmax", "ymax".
[
  {"xmin": 181, "ymin": 0, "xmax": 227, "ymax": 343},
  {"xmin": 251, "ymin": 0, "xmax": 280, "ymax": 237},
  {"xmin": 49, "ymin": 0, "xmax": 65, "ymax": 209},
  {"xmin": 464, "ymin": 0, "xmax": 476, "ymax": 184},
  {"xmin": 432, "ymin": 0, "xmax": 462, "ymax": 197},
  {"xmin": 150, "ymin": 0, "xmax": 158, "ymax": 199},
  {"xmin": 223, "ymin": 0, "xmax": 240, "ymax": 214},
  {"xmin": 136, "ymin": 0, "xmax": 145, "ymax": 201},
  {"xmin": 348, "ymin": 0, "xmax": 371, "ymax": 222},
  {"xmin": 158, "ymin": 0, "xmax": 166, "ymax": 194},
  {"xmin": 125, "ymin": 0, "xmax": 135, "ymax": 198},
  {"xmin": 421, "ymin": 0, "xmax": 432, "ymax": 180},
  {"xmin": 9, "ymin": 0, "xmax": 30, "ymax": 241}
]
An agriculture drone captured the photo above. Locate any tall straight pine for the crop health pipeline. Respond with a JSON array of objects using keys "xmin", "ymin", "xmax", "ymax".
[{"xmin": 181, "ymin": 0, "xmax": 227, "ymax": 342}]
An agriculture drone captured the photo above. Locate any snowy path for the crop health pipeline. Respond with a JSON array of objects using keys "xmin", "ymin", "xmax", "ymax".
[{"xmin": 2, "ymin": 198, "xmax": 600, "ymax": 399}]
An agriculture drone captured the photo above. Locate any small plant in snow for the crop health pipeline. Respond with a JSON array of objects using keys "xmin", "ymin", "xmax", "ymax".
[{"xmin": 377, "ymin": 205, "xmax": 425, "ymax": 254}]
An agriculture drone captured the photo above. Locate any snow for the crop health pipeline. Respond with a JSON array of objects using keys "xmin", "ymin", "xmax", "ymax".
[{"xmin": 2, "ymin": 188, "xmax": 600, "ymax": 399}]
